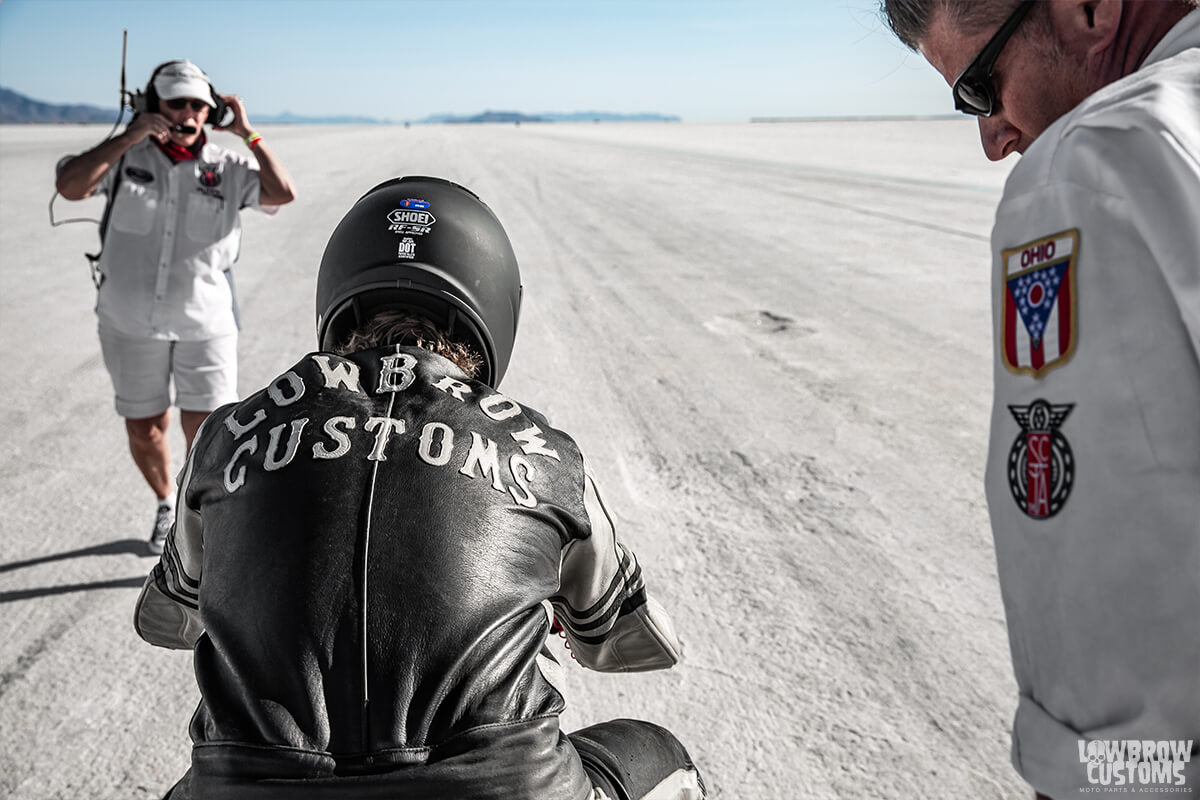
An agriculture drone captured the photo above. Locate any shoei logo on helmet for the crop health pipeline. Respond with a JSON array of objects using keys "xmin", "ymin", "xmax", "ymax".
[
  {"xmin": 387, "ymin": 208, "xmax": 437, "ymax": 236},
  {"xmin": 398, "ymin": 198, "xmax": 430, "ymax": 210}
]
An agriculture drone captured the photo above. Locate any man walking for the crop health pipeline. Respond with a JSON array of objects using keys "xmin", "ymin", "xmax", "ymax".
[{"xmin": 56, "ymin": 59, "xmax": 296, "ymax": 553}]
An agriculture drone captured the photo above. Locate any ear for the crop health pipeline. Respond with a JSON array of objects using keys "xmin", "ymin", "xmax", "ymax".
[{"xmin": 1051, "ymin": 0, "xmax": 1122, "ymax": 55}]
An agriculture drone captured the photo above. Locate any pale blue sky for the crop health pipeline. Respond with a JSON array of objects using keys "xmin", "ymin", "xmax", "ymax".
[{"xmin": 0, "ymin": 0, "xmax": 953, "ymax": 123}]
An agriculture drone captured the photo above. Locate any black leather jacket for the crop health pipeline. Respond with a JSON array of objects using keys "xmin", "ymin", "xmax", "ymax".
[{"xmin": 135, "ymin": 345, "xmax": 682, "ymax": 799}]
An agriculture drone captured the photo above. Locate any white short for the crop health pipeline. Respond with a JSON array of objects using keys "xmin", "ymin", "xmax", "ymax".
[{"xmin": 97, "ymin": 324, "xmax": 238, "ymax": 419}]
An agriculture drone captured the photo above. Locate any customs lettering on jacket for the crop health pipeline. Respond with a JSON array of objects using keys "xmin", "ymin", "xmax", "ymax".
[{"xmin": 219, "ymin": 353, "xmax": 561, "ymax": 507}]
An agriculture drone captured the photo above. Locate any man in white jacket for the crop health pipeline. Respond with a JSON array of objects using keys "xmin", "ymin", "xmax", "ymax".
[{"xmin": 881, "ymin": 1, "xmax": 1200, "ymax": 797}]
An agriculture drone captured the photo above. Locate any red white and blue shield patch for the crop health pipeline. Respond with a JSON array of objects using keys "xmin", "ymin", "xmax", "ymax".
[{"xmin": 1000, "ymin": 229, "xmax": 1079, "ymax": 378}]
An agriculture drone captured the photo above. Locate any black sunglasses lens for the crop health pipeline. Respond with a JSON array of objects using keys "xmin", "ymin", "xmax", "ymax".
[
  {"xmin": 165, "ymin": 99, "xmax": 207, "ymax": 112},
  {"xmin": 954, "ymin": 79, "xmax": 992, "ymax": 116}
]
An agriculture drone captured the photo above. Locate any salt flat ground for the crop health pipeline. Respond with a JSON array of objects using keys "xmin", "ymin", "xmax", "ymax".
[{"xmin": 0, "ymin": 119, "xmax": 1024, "ymax": 799}]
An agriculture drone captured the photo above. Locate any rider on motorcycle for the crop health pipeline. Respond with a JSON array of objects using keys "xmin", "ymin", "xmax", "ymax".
[{"xmin": 134, "ymin": 176, "xmax": 708, "ymax": 800}]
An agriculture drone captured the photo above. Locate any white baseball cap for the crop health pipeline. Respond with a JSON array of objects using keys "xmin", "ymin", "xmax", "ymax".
[{"xmin": 153, "ymin": 60, "xmax": 215, "ymax": 107}]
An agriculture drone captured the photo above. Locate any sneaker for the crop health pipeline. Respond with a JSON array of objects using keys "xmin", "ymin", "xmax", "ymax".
[{"xmin": 149, "ymin": 503, "xmax": 173, "ymax": 555}]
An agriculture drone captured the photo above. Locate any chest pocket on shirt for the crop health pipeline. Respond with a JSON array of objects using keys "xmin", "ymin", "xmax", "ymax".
[
  {"xmin": 185, "ymin": 191, "xmax": 227, "ymax": 243},
  {"xmin": 109, "ymin": 182, "xmax": 159, "ymax": 236}
]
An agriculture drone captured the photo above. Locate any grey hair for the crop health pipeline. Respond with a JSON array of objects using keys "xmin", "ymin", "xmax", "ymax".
[
  {"xmin": 332, "ymin": 309, "xmax": 483, "ymax": 378},
  {"xmin": 881, "ymin": 0, "xmax": 1028, "ymax": 50}
]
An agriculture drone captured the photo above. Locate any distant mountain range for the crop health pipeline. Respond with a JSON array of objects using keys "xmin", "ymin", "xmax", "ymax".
[
  {"xmin": 0, "ymin": 86, "xmax": 396, "ymax": 125},
  {"xmin": 0, "ymin": 87, "xmax": 678, "ymax": 125},
  {"xmin": 258, "ymin": 110, "xmax": 390, "ymax": 125},
  {"xmin": 0, "ymin": 87, "xmax": 120, "ymax": 124},
  {"xmin": 422, "ymin": 110, "xmax": 680, "ymax": 124}
]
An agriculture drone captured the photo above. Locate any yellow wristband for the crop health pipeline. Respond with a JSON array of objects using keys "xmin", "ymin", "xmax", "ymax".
[{"xmin": 244, "ymin": 132, "xmax": 263, "ymax": 149}]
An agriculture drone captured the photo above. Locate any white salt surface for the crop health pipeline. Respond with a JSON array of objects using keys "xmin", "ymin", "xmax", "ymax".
[{"xmin": 0, "ymin": 120, "xmax": 1024, "ymax": 799}]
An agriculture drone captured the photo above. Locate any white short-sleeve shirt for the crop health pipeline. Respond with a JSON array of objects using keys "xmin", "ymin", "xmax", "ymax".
[{"xmin": 87, "ymin": 137, "xmax": 265, "ymax": 341}]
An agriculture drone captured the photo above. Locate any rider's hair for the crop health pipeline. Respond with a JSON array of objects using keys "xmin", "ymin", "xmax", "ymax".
[{"xmin": 332, "ymin": 309, "xmax": 483, "ymax": 378}]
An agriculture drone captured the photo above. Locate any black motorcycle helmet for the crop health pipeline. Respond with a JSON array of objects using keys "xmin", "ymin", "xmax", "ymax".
[{"xmin": 315, "ymin": 176, "xmax": 522, "ymax": 388}]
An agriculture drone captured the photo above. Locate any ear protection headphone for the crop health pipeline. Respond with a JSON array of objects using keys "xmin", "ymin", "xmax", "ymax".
[{"xmin": 129, "ymin": 60, "xmax": 232, "ymax": 127}]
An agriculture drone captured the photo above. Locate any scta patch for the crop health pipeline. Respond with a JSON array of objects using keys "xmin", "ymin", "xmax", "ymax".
[
  {"xmin": 1000, "ymin": 229, "xmax": 1079, "ymax": 378},
  {"xmin": 1006, "ymin": 398, "xmax": 1075, "ymax": 519}
]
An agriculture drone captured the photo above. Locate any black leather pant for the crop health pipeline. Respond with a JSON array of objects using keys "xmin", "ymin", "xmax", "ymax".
[{"xmin": 162, "ymin": 718, "xmax": 705, "ymax": 800}]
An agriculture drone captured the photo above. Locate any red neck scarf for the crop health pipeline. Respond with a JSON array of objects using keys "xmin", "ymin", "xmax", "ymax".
[{"xmin": 155, "ymin": 132, "xmax": 207, "ymax": 163}]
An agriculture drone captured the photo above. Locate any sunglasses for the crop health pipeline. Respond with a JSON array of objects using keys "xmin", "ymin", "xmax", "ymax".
[
  {"xmin": 164, "ymin": 98, "xmax": 209, "ymax": 113},
  {"xmin": 951, "ymin": 0, "xmax": 1035, "ymax": 116}
]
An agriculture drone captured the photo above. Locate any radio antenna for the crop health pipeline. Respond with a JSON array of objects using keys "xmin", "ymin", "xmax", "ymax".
[
  {"xmin": 120, "ymin": 29, "xmax": 129, "ymax": 109},
  {"xmin": 48, "ymin": 28, "xmax": 130, "ymax": 230}
]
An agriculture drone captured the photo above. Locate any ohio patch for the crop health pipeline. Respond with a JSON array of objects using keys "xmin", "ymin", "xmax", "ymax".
[
  {"xmin": 1000, "ymin": 229, "xmax": 1079, "ymax": 378},
  {"xmin": 1007, "ymin": 399, "xmax": 1075, "ymax": 519}
]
